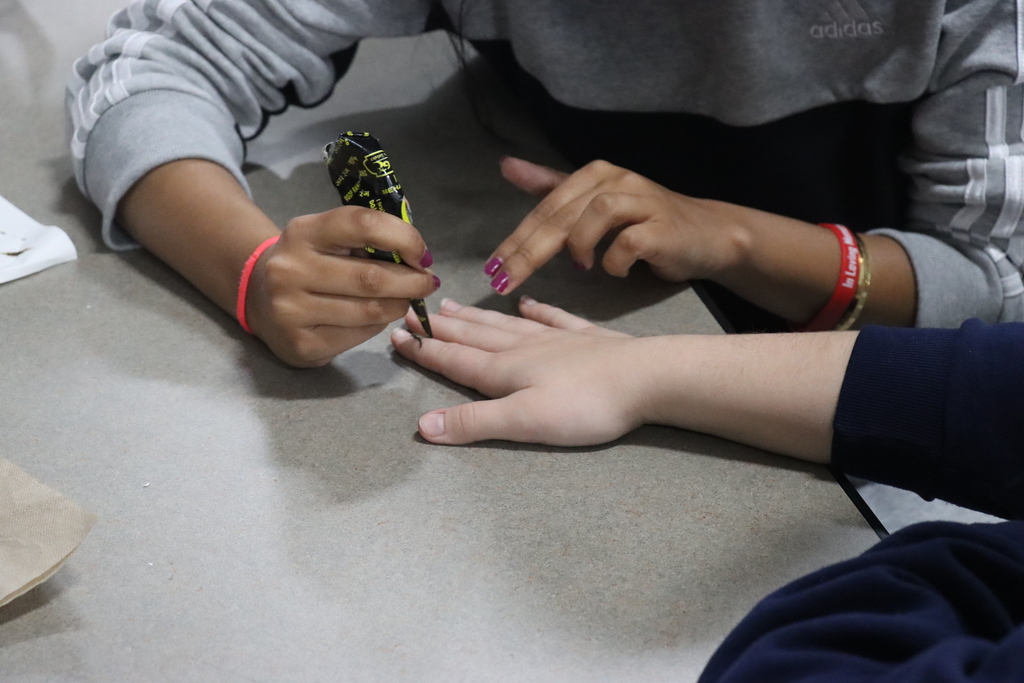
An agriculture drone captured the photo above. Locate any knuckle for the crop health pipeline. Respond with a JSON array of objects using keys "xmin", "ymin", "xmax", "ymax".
[
  {"xmin": 370, "ymin": 297, "xmax": 392, "ymax": 319},
  {"xmin": 261, "ymin": 255, "xmax": 296, "ymax": 291},
  {"xmin": 583, "ymin": 159, "xmax": 614, "ymax": 176},
  {"xmin": 285, "ymin": 330, "xmax": 323, "ymax": 365},
  {"xmin": 616, "ymin": 229, "xmax": 645, "ymax": 255},
  {"xmin": 266, "ymin": 294, "xmax": 300, "ymax": 324},
  {"xmin": 356, "ymin": 263, "xmax": 386, "ymax": 295},
  {"xmin": 361, "ymin": 297, "xmax": 402, "ymax": 323},
  {"xmin": 263, "ymin": 289, "xmax": 307, "ymax": 328},
  {"xmin": 353, "ymin": 207, "xmax": 386, "ymax": 235},
  {"xmin": 358, "ymin": 297, "xmax": 386, "ymax": 322},
  {"xmin": 590, "ymin": 192, "xmax": 618, "ymax": 215},
  {"xmin": 620, "ymin": 170, "xmax": 644, "ymax": 188},
  {"xmin": 283, "ymin": 213, "xmax": 313, "ymax": 236}
]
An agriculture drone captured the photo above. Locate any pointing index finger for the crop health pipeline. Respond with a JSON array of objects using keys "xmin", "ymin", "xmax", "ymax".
[{"xmin": 486, "ymin": 161, "xmax": 630, "ymax": 294}]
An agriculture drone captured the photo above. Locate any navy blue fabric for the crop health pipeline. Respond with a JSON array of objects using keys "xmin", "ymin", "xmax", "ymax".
[
  {"xmin": 699, "ymin": 521, "xmax": 1024, "ymax": 683},
  {"xmin": 700, "ymin": 321, "xmax": 1024, "ymax": 682},
  {"xmin": 834, "ymin": 321, "xmax": 1024, "ymax": 520}
]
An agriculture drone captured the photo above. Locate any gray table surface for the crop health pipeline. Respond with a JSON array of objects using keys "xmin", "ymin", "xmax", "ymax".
[{"xmin": 1, "ymin": 7, "xmax": 879, "ymax": 681}]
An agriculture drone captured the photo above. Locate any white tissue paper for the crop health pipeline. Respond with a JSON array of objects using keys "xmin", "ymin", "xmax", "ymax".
[{"xmin": 0, "ymin": 195, "xmax": 77, "ymax": 285}]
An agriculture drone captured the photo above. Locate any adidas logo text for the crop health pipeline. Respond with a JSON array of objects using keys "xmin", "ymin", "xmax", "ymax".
[{"xmin": 810, "ymin": 20, "xmax": 883, "ymax": 39}]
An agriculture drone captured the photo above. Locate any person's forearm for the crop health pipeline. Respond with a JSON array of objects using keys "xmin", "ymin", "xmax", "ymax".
[
  {"xmin": 638, "ymin": 330, "xmax": 858, "ymax": 462},
  {"xmin": 117, "ymin": 159, "xmax": 280, "ymax": 314},
  {"xmin": 707, "ymin": 201, "xmax": 917, "ymax": 327}
]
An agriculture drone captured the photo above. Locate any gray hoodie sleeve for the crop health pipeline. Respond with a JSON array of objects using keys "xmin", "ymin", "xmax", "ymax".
[
  {"xmin": 891, "ymin": 2, "xmax": 1024, "ymax": 326},
  {"xmin": 67, "ymin": 0, "xmax": 433, "ymax": 250},
  {"xmin": 68, "ymin": 1, "xmax": 1024, "ymax": 329}
]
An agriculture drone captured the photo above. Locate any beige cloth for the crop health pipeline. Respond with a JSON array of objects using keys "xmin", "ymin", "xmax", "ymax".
[{"xmin": 0, "ymin": 458, "xmax": 96, "ymax": 608}]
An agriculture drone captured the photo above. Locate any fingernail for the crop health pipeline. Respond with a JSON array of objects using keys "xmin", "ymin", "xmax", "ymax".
[
  {"xmin": 441, "ymin": 298, "xmax": 463, "ymax": 312},
  {"xmin": 484, "ymin": 257, "xmax": 503, "ymax": 276},
  {"xmin": 572, "ymin": 260, "xmax": 587, "ymax": 271},
  {"xmin": 498, "ymin": 154, "xmax": 510, "ymax": 163},
  {"xmin": 420, "ymin": 411, "xmax": 445, "ymax": 438},
  {"xmin": 432, "ymin": 274, "xmax": 441, "ymax": 289},
  {"xmin": 420, "ymin": 249, "xmax": 433, "ymax": 269},
  {"xmin": 392, "ymin": 328, "xmax": 412, "ymax": 343},
  {"xmin": 520, "ymin": 295, "xmax": 537, "ymax": 307},
  {"xmin": 490, "ymin": 271, "xmax": 510, "ymax": 294}
]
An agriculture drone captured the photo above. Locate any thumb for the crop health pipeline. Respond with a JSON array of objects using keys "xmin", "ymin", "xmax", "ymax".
[
  {"xmin": 418, "ymin": 397, "xmax": 526, "ymax": 445},
  {"xmin": 500, "ymin": 156, "xmax": 569, "ymax": 197}
]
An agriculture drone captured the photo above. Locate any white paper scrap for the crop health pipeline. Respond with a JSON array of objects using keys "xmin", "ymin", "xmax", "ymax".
[{"xmin": 0, "ymin": 194, "xmax": 78, "ymax": 285}]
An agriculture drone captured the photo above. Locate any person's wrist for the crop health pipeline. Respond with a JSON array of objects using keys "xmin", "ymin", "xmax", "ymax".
[
  {"xmin": 238, "ymin": 237, "xmax": 278, "ymax": 339},
  {"xmin": 631, "ymin": 336, "xmax": 687, "ymax": 427},
  {"xmin": 699, "ymin": 199, "xmax": 756, "ymax": 279},
  {"xmin": 634, "ymin": 335, "xmax": 731, "ymax": 436}
]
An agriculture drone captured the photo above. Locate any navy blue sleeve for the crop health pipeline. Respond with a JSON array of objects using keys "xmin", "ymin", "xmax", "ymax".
[
  {"xmin": 698, "ymin": 521, "xmax": 1024, "ymax": 683},
  {"xmin": 831, "ymin": 320, "xmax": 1024, "ymax": 520}
]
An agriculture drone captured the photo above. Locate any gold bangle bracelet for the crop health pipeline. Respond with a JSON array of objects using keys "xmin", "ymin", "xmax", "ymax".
[{"xmin": 834, "ymin": 235, "xmax": 872, "ymax": 331}]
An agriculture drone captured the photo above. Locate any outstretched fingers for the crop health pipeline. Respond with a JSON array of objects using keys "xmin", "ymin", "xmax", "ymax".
[
  {"xmin": 436, "ymin": 298, "xmax": 548, "ymax": 334},
  {"xmin": 429, "ymin": 296, "xmax": 618, "ymax": 338},
  {"xmin": 517, "ymin": 296, "xmax": 593, "ymax": 330},
  {"xmin": 391, "ymin": 327, "xmax": 504, "ymax": 395},
  {"xmin": 489, "ymin": 193, "xmax": 595, "ymax": 294},
  {"xmin": 405, "ymin": 305, "xmax": 519, "ymax": 352},
  {"xmin": 486, "ymin": 161, "xmax": 615, "ymax": 290}
]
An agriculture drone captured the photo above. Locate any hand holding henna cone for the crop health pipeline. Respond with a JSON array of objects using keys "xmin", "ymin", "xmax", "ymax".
[{"xmin": 323, "ymin": 131, "xmax": 434, "ymax": 337}]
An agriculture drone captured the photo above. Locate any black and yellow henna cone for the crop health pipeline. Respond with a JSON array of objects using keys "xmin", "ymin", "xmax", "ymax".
[{"xmin": 322, "ymin": 132, "xmax": 433, "ymax": 337}]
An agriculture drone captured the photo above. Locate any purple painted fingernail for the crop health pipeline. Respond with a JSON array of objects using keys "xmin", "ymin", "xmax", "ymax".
[
  {"xmin": 432, "ymin": 275, "xmax": 441, "ymax": 289},
  {"xmin": 490, "ymin": 271, "xmax": 510, "ymax": 294},
  {"xmin": 484, "ymin": 257, "xmax": 503, "ymax": 276},
  {"xmin": 572, "ymin": 260, "xmax": 587, "ymax": 271},
  {"xmin": 420, "ymin": 249, "xmax": 433, "ymax": 268}
]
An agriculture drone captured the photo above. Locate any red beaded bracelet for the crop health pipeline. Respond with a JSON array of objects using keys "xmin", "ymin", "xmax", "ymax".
[
  {"xmin": 235, "ymin": 235, "xmax": 280, "ymax": 334},
  {"xmin": 791, "ymin": 223, "xmax": 861, "ymax": 332}
]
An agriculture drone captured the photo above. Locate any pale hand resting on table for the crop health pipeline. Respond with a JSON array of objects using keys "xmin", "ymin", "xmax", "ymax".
[
  {"xmin": 391, "ymin": 298, "xmax": 857, "ymax": 462},
  {"xmin": 118, "ymin": 159, "xmax": 438, "ymax": 367},
  {"xmin": 488, "ymin": 157, "xmax": 916, "ymax": 328}
]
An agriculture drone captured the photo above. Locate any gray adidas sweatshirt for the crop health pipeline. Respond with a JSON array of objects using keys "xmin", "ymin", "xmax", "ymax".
[{"xmin": 67, "ymin": 0, "xmax": 1024, "ymax": 327}]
